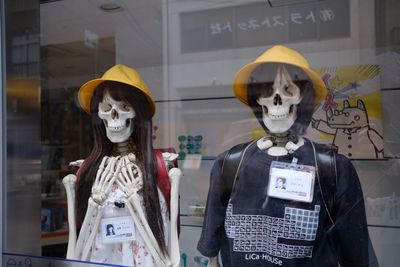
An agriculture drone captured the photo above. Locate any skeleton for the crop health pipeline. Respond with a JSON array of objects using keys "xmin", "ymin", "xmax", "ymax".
[
  {"xmin": 208, "ymin": 64, "xmax": 305, "ymax": 267},
  {"xmin": 63, "ymin": 91, "xmax": 182, "ymax": 267}
]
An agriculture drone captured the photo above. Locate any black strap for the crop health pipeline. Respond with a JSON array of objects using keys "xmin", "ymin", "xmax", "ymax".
[
  {"xmin": 221, "ymin": 140, "xmax": 256, "ymax": 195},
  {"xmin": 311, "ymin": 141, "xmax": 338, "ymax": 225}
]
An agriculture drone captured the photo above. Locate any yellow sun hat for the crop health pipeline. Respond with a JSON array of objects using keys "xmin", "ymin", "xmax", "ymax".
[
  {"xmin": 233, "ymin": 45, "xmax": 327, "ymax": 108},
  {"xmin": 78, "ymin": 64, "xmax": 156, "ymax": 116}
]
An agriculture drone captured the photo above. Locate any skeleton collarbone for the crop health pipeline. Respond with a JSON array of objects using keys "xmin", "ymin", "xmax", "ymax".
[{"xmin": 257, "ymin": 135, "xmax": 305, "ymax": 156}]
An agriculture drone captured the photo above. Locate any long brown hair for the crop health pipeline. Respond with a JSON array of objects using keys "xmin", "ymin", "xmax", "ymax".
[{"xmin": 76, "ymin": 81, "xmax": 166, "ymax": 253}]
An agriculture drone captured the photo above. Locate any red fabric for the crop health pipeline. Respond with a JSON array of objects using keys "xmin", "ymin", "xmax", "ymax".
[
  {"xmin": 155, "ymin": 150, "xmax": 171, "ymax": 213},
  {"xmin": 155, "ymin": 148, "xmax": 180, "ymax": 236},
  {"xmin": 76, "ymin": 159, "xmax": 87, "ymax": 183}
]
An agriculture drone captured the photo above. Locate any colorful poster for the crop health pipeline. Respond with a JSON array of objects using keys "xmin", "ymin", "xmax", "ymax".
[{"xmin": 308, "ymin": 64, "xmax": 384, "ymax": 159}]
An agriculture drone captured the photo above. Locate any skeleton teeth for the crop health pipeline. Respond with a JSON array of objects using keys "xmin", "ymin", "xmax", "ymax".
[
  {"xmin": 108, "ymin": 126, "xmax": 124, "ymax": 132},
  {"xmin": 269, "ymin": 114, "xmax": 289, "ymax": 119}
]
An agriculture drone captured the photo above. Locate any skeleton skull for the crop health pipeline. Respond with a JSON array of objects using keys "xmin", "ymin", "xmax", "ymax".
[
  {"xmin": 256, "ymin": 65, "xmax": 302, "ymax": 133},
  {"xmin": 98, "ymin": 92, "xmax": 135, "ymax": 143}
]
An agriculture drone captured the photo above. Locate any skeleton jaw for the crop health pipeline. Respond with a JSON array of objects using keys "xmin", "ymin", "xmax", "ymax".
[
  {"xmin": 260, "ymin": 102, "xmax": 298, "ymax": 133},
  {"xmin": 102, "ymin": 118, "xmax": 133, "ymax": 143},
  {"xmin": 103, "ymin": 118, "xmax": 131, "ymax": 131},
  {"xmin": 262, "ymin": 105, "xmax": 295, "ymax": 120},
  {"xmin": 262, "ymin": 114, "xmax": 296, "ymax": 133}
]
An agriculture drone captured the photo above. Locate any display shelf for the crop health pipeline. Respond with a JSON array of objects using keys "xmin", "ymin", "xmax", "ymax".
[
  {"xmin": 180, "ymin": 214, "xmax": 204, "ymax": 228},
  {"xmin": 41, "ymin": 230, "xmax": 69, "ymax": 246},
  {"xmin": 42, "ymin": 199, "xmax": 67, "ymax": 206}
]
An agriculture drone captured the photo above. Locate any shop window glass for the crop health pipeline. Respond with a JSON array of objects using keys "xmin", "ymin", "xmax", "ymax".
[{"xmin": 1, "ymin": 0, "xmax": 400, "ymax": 266}]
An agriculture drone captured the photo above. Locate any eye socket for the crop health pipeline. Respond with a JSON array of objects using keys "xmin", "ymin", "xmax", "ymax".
[
  {"xmin": 121, "ymin": 103, "xmax": 131, "ymax": 112},
  {"xmin": 99, "ymin": 102, "xmax": 112, "ymax": 112},
  {"xmin": 283, "ymin": 84, "xmax": 298, "ymax": 97},
  {"xmin": 260, "ymin": 83, "xmax": 274, "ymax": 97}
]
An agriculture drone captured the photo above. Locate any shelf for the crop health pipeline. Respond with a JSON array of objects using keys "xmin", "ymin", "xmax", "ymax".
[
  {"xmin": 180, "ymin": 214, "xmax": 204, "ymax": 227},
  {"xmin": 41, "ymin": 230, "xmax": 69, "ymax": 246},
  {"xmin": 42, "ymin": 198, "xmax": 67, "ymax": 206}
]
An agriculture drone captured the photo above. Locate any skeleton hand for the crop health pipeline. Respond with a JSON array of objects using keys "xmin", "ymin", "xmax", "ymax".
[
  {"xmin": 117, "ymin": 154, "xmax": 143, "ymax": 197},
  {"xmin": 91, "ymin": 156, "xmax": 120, "ymax": 205}
]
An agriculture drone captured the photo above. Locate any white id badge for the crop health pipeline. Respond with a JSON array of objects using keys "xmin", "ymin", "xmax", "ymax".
[
  {"xmin": 267, "ymin": 161, "xmax": 315, "ymax": 203},
  {"xmin": 101, "ymin": 216, "xmax": 135, "ymax": 244}
]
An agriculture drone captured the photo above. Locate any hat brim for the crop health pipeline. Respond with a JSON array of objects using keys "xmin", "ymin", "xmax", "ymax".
[
  {"xmin": 233, "ymin": 61, "xmax": 327, "ymax": 109},
  {"xmin": 78, "ymin": 78, "xmax": 156, "ymax": 116}
]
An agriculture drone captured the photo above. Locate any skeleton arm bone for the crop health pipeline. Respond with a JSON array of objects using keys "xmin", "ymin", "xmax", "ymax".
[
  {"xmin": 168, "ymin": 167, "xmax": 182, "ymax": 267},
  {"xmin": 124, "ymin": 198, "xmax": 167, "ymax": 267},
  {"xmin": 118, "ymin": 156, "xmax": 171, "ymax": 266},
  {"xmin": 74, "ymin": 197, "xmax": 99, "ymax": 259},
  {"xmin": 161, "ymin": 152, "xmax": 182, "ymax": 266},
  {"xmin": 118, "ymin": 157, "xmax": 166, "ymax": 255},
  {"xmin": 62, "ymin": 174, "xmax": 77, "ymax": 259},
  {"xmin": 63, "ymin": 158, "xmax": 89, "ymax": 259},
  {"xmin": 63, "ymin": 184, "xmax": 106, "ymax": 260},
  {"xmin": 81, "ymin": 202, "xmax": 105, "ymax": 261},
  {"xmin": 75, "ymin": 156, "xmax": 120, "ymax": 260}
]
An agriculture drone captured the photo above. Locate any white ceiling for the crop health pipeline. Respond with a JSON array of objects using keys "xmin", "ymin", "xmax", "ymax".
[
  {"xmin": 40, "ymin": 0, "xmax": 162, "ymax": 48},
  {"xmin": 40, "ymin": 0, "xmax": 164, "ymax": 89}
]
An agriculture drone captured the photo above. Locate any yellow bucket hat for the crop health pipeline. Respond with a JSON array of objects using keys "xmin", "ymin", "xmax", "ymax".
[
  {"xmin": 78, "ymin": 64, "xmax": 156, "ymax": 116},
  {"xmin": 233, "ymin": 45, "xmax": 327, "ymax": 108}
]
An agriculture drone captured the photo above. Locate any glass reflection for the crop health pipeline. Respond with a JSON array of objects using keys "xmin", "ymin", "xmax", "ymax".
[{"xmin": 0, "ymin": 0, "xmax": 399, "ymax": 266}]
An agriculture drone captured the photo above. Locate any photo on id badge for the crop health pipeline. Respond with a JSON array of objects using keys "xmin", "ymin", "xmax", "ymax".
[
  {"xmin": 275, "ymin": 177, "xmax": 287, "ymax": 190},
  {"xmin": 102, "ymin": 216, "xmax": 135, "ymax": 244},
  {"xmin": 106, "ymin": 224, "xmax": 116, "ymax": 236},
  {"xmin": 268, "ymin": 161, "xmax": 315, "ymax": 203}
]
